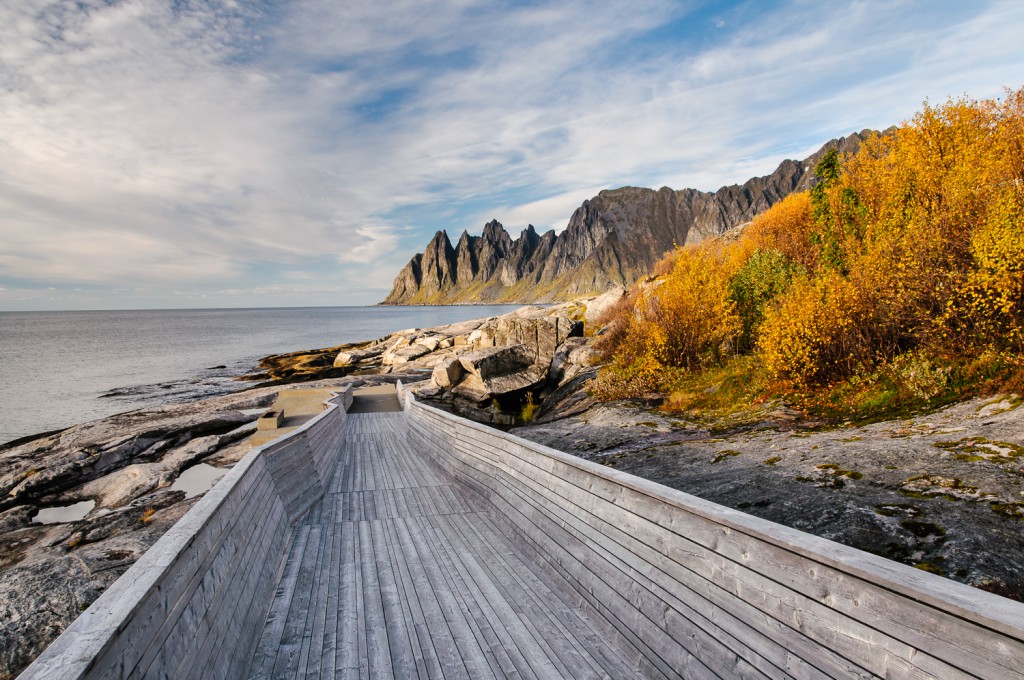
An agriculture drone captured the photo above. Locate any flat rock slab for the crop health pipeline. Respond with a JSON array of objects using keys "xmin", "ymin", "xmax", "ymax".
[{"xmin": 245, "ymin": 412, "xmax": 643, "ymax": 680}]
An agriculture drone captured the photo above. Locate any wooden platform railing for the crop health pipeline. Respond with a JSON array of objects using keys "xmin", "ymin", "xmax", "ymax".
[
  {"xmin": 397, "ymin": 381, "xmax": 1024, "ymax": 679},
  {"xmin": 18, "ymin": 386, "xmax": 354, "ymax": 680}
]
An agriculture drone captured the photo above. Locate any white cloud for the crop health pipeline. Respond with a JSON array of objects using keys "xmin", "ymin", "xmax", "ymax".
[
  {"xmin": 337, "ymin": 226, "xmax": 399, "ymax": 265},
  {"xmin": 1, "ymin": 0, "xmax": 1023, "ymax": 308}
]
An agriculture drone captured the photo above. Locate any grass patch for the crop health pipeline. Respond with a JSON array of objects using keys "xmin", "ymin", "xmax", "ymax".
[
  {"xmin": 874, "ymin": 503, "xmax": 923, "ymax": 518},
  {"xmin": 711, "ymin": 449, "xmax": 741, "ymax": 464},
  {"xmin": 900, "ymin": 519, "xmax": 947, "ymax": 539},
  {"xmin": 934, "ymin": 437, "xmax": 1024, "ymax": 463},
  {"xmin": 519, "ymin": 394, "xmax": 540, "ymax": 423},
  {"xmin": 596, "ymin": 335, "xmax": 1024, "ymax": 428},
  {"xmin": 991, "ymin": 502, "xmax": 1024, "ymax": 519},
  {"xmin": 763, "ymin": 456, "xmax": 781, "ymax": 465},
  {"xmin": 816, "ymin": 463, "xmax": 863, "ymax": 479},
  {"xmin": 660, "ymin": 356, "xmax": 770, "ymax": 418},
  {"xmin": 913, "ymin": 561, "xmax": 945, "ymax": 575},
  {"xmin": 775, "ymin": 352, "xmax": 1024, "ymax": 425}
]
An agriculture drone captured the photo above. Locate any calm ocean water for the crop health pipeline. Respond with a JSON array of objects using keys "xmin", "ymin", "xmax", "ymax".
[{"xmin": 0, "ymin": 306, "xmax": 522, "ymax": 445}]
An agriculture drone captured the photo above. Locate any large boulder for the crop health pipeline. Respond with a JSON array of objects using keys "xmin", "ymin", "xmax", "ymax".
[
  {"xmin": 467, "ymin": 326, "xmax": 496, "ymax": 349},
  {"xmin": 414, "ymin": 335, "xmax": 445, "ymax": 352},
  {"xmin": 452, "ymin": 366, "xmax": 548, "ymax": 402},
  {"xmin": 548, "ymin": 337, "xmax": 588, "ymax": 386},
  {"xmin": 70, "ymin": 463, "xmax": 165, "ymax": 509},
  {"xmin": 382, "ymin": 344, "xmax": 432, "ymax": 366},
  {"xmin": 451, "ymin": 345, "xmax": 546, "ymax": 402},
  {"xmin": 432, "ymin": 356, "xmax": 465, "ymax": 388},
  {"xmin": 583, "ymin": 286, "xmax": 627, "ymax": 328},
  {"xmin": 333, "ymin": 345, "xmax": 384, "ymax": 367},
  {"xmin": 495, "ymin": 314, "xmax": 581, "ymax": 366},
  {"xmin": 458, "ymin": 345, "xmax": 533, "ymax": 380}
]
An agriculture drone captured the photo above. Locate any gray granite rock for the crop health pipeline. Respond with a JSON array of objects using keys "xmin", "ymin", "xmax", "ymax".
[
  {"xmin": 333, "ymin": 345, "xmax": 384, "ymax": 367},
  {"xmin": 458, "ymin": 345, "xmax": 533, "ymax": 380},
  {"xmin": 432, "ymin": 356, "xmax": 464, "ymax": 388}
]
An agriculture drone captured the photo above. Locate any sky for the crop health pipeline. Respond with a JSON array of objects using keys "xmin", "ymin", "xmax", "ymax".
[{"xmin": 1, "ymin": 1, "xmax": 1023, "ymax": 311}]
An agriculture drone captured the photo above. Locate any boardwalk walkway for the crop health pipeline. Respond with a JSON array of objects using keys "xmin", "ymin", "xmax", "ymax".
[{"xmin": 245, "ymin": 403, "xmax": 643, "ymax": 679}]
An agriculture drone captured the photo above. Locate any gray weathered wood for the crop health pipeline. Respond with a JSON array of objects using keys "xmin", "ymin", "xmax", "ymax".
[
  {"xmin": 396, "ymin": 384, "xmax": 1024, "ymax": 680},
  {"xmin": 244, "ymin": 411, "xmax": 648, "ymax": 680}
]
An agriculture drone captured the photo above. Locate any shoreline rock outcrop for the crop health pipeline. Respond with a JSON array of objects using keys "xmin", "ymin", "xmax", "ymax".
[{"xmin": 321, "ymin": 300, "xmax": 607, "ymax": 425}]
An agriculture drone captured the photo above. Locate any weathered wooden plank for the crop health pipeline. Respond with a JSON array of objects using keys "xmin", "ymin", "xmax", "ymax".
[
  {"xmin": 453, "ymin": 507, "xmax": 651, "ymax": 680},
  {"xmin": 458, "ymin": 459, "xmax": 727, "ymax": 680},
  {"xmin": 411, "ymin": 411, "xmax": 792, "ymax": 680},
  {"xmin": 318, "ymin": 518, "xmax": 343, "ymax": 680},
  {"xmin": 271, "ymin": 525, "xmax": 324, "ymax": 678},
  {"xmin": 390, "ymin": 517, "xmax": 474, "ymax": 680},
  {"xmin": 407, "ymin": 420, "xmax": 682, "ymax": 680},
  {"xmin": 227, "ymin": 524, "xmax": 309, "ymax": 680},
  {"xmin": 336, "ymin": 522, "xmax": 361, "ymax": 680},
  {"xmin": 457, "ymin": 405, "xmax": 1024, "ymax": 673},
  {"xmin": 447, "ymin": 435, "xmax": 865, "ymax": 680},
  {"xmin": 368, "ymin": 519, "xmax": 424, "ymax": 678},
  {"xmin": 357, "ymin": 520, "xmax": 394, "ymax": 677},
  {"xmin": 415, "ymin": 512, "xmax": 543, "ymax": 680},
  {"xmin": 398, "ymin": 514, "xmax": 503, "ymax": 680},
  {"xmin": 380, "ymin": 514, "xmax": 445, "ymax": 680},
  {"xmin": 174, "ymin": 496, "xmax": 290, "ymax": 680},
  {"xmin": 297, "ymin": 522, "xmax": 333, "ymax": 678},
  {"xmin": 435, "ymin": 511, "xmax": 623, "ymax": 680},
  {"xmin": 131, "ymin": 468, "xmax": 285, "ymax": 678}
]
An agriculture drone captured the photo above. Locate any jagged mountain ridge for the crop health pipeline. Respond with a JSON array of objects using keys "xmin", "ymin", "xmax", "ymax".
[{"xmin": 382, "ymin": 131, "xmax": 871, "ymax": 305}]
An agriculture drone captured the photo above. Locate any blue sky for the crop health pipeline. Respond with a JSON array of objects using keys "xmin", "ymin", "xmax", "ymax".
[{"xmin": 1, "ymin": 0, "xmax": 1023, "ymax": 310}]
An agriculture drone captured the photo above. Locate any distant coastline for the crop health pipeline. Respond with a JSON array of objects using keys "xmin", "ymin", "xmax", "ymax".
[{"xmin": 0, "ymin": 305, "xmax": 524, "ymax": 446}]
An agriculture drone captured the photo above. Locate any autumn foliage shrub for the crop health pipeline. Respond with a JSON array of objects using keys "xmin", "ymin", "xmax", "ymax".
[
  {"xmin": 953, "ymin": 186, "xmax": 1024, "ymax": 351},
  {"xmin": 745, "ymin": 192, "xmax": 818, "ymax": 270},
  {"xmin": 729, "ymin": 248, "xmax": 803, "ymax": 351},
  {"xmin": 600, "ymin": 87, "xmax": 1024, "ymax": 404},
  {"xmin": 619, "ymin": 243, "xmax": 740, "ymax": 371}
]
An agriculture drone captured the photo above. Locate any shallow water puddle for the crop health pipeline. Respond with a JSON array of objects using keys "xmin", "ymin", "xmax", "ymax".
[
  {"xmin": 171, "ymin": 463, "xmax": 228, "ymax": 498},
  {"xmin": 33, "ymin": 499, "xmax": 95, "ymax": 524}
]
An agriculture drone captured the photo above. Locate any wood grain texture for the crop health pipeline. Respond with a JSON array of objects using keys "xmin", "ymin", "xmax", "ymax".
[
  {"xmin": 245, "ymin": 411, "xmax": 645, "ymax": 680},
  {"xmin": 396, "ymin": 381, "xmax": 1024, "ymax": 680}
]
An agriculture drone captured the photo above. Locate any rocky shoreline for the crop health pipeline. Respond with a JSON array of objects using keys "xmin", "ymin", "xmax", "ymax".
[{"xmin": 1, "ymin": 297, "xmax": 1022, "ymax": 677}]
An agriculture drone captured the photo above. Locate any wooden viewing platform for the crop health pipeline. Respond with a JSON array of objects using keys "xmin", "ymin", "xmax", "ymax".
[
  {"xmin": 19, "ymin": 383, "xmax": 1024, "ymax": 680},
  {"xmin": 247, "ymin": 410, "xmax": 643, "ymax": 679}
]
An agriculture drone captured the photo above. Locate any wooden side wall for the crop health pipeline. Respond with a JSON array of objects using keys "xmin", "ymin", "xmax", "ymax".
[
  {"xmin": 397, "ymin": 382, "xmax": 1024, "ymax": 680},
  {"xmin": 18, "ymin": 386, "xmax": 353, "ymax": 680}
]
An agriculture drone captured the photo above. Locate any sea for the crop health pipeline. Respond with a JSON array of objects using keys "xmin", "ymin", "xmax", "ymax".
[{"xmin": 0, "ymin": 305, "xmax": 523, "ymax": 446}]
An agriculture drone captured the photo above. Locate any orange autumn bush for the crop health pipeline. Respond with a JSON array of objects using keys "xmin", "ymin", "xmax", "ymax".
[
  {"xmin": 601, "ymin": 87, "xmax": 1024, "ymax": 400},
  {"xmin": 745, "ymin": 192, "xmax": 818, "ymax": 270},
  {"xmin": 618, "ymin": 242, "xmax": 740, "ymax": 371}
]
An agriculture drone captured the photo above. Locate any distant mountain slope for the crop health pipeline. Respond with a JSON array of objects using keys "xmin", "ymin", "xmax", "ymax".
[{"xmin": 382, "ymin": 131, "xmax": 871, "ymax": 305}]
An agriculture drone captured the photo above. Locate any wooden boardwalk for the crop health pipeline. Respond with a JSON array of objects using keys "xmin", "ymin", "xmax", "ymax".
[{"xmin": 245, "ymin": 410, "xmax": 644, "ymax": 679}]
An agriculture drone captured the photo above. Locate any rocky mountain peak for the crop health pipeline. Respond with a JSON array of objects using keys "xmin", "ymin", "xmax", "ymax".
[{"xmin": 381, "ymin": 131, "xmax": 874, "ymax": 305}]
